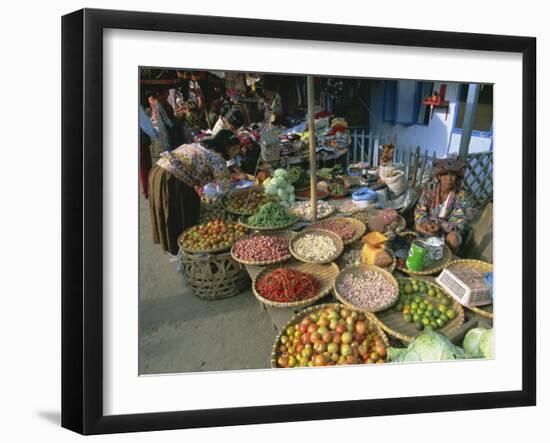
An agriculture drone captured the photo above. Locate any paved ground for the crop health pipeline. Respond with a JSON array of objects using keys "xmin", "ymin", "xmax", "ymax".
[{"xmin": 138, "ymin": 193, "xmax": 279, "ymax": 375}]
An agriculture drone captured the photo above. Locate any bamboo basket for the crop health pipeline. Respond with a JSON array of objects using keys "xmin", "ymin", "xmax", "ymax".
[
  {"xmin": 252, "ymin": 262, "xmax": 339, "ymax": 308},
  {"xmin": 307, "ymin": 217, "xmax": 366, "ymax": 246},
  {"xmin": 289, "ymin": 229, "xmax": 344, "ymax": 264},
  {"xmin": 396, "ymin": 244, "xmax": 452, "ymax": 276},
  {"xmin": 270, "ymin": 302, "xmax": 390, "ymax": 368},
  {"xmin": 178, "ymin": 250, "xmax": 250, "ymax": 300},
  {"xmin": 333, "ymin": 264, "xmax": 399, "ymax": 313},
  {"xmin": 230, "ymin": 231, "xmax": 295, "ymax": 266},
  {"xmin": 369, "ymin": 277, "xmax": 465, "ymax": 343},
  {"xmin": 177, "ymin": 223, "xmax": 247, "ymax": 255},
  {"xmin": 444, "ymin": 259, "xmax": 494, "ymax": 319}
]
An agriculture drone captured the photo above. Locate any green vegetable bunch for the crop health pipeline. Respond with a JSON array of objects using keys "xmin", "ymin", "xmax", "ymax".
[{"xmin": 246, "ymin": 202, "xmax": 297, "ymax": 228}]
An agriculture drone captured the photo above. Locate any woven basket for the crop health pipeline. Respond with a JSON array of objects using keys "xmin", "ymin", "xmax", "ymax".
[
  {"xmin": 333, "ymin": 264, "xmax": 399, "ymax": 313},
  {"xmin": 179, "ymin": 250, "xmax": 250, "ymax": 300},
  {"xmin": 289, "ymin": 229, "xmax": 344, "ymax": 264},
  {"xmin": 307, "ymin": 217, "xmax": 366, "ymax": 246},
  {"xmin": 445, "ymin": 259, "xmax": 494, "ymax": 319},
  {"xmin": 270, "ymin": 303, "xmax": 390, "ymax": 368},
  {"xmin": 252, "ymin": 262, "xmax": 339, "ymax": 308},
  {"xmin": 369, "ymin": 277, "xmax": 465, "ymax": 343},
  {"xmin": 230, "ymin": 231, "xmax": 295, "ymax": 266}
]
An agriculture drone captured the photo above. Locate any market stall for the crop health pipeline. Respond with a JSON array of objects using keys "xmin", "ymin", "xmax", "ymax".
[{"xmin": 173, "ymin": 74, "xmax": 494, "ymax": 369}]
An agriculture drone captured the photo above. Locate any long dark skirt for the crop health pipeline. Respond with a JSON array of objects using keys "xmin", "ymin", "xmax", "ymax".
[{"xmin": 148, "ymin": 165, "xmax": 201, "ymax": 255}]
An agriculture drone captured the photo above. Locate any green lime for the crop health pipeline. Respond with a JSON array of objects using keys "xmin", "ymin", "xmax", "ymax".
[
  {"xmin": 446, "ymin": 309, "xmax": 456, "ymax": 320},
  {"xmin": 430, "ymin": 320, "xmax": 438, "ymax": 328},
  {"xmin": 424, "ymin": 325, "xmax": 434, "ymax": 332},
  {"xmin": 412, "ymin": 313, "xmax": 420, "ymax": 322},
  {"xmin": 438, "ymin": 304, "xmax": 447, "ymax": 312},
  {"xmin": 404, "ymin": 284, "xmax": 413, "ymax": 294},
  {"xmin": 426, "ymin": 303, "xmax": 434, "ymax": 311},
  {"xmin": 433, "ymin": 309, "xmax": 441, "ymax": 318},
  {"xmin": 441, "ymin": 297, "xmax": 451, "ymax": 306},
  {"xmin": 403, "ymin": 314, "xmax": 412, "ymax": 323},
  {"xmin": 436, "ymin": 318, "xmax": 445, "ymax": 328},
  {"xmin": 427, "ymin": 288, "xmax": 435, "ymax": 297},
  {"xmin": 421, "ymin": 317, "xmax": 430, "ymax": 326},
  {"xmin": 411, "ymin": 302, "xmax": 418, "ymax": 310},
  {"xmin": 439, "ymin": 313, "xmax": 449, "ymax": 322},
  {"xmin": 414, "ymin": 295, "xmax": 422, "ymax": 303}
]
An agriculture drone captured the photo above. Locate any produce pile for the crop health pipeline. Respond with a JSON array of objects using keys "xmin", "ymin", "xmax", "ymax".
[
  {"xmin": 309, "ymin": 219, "xmax": 356, "ymax": 241},
  {"xmin": 337, "ymin": 270, "xmax": 398, "ymax": 311},
  {"xmin": 289, "ymin": 200, "xmax": 334, "ymax": 220},
  {"xmin": 179, "ymin": 219, "xmax": 247, "ymax": 251},
  {"xmin": 232, "ymin": 235, "xmax": 290, "ymax": 263},
  {"xmin": 287, "ymin": 166, "xmax": 309, "ymax": 189},
  {"xmin": 329, "ymin": 182, "xmax": 347, "ymax": 196},
  {"xmin": 256, "ymin": 268, "xmax": 318, "ymax": 303},
  {"xmin": 394, "ymin": 278, "xmax": 457, "ymax": 332},
  {"xmin": 224, "ymin": 191, "xmax": 270, "ymax": 215},
  {"xmin": 317, "ymin": 164, "xmax": 344, "ymax": 180},
  {"xmin": 292, "ymin": 233, "xmax": 338, "ymax": 262},
  {"xmin": 332, "ymin": 199, "xmax": 360, "ymax": 214},
  {"xmin": 262, "ymin": 169, "xmax": 295, "ymax": 208},
  {"xmin": 245, "ymin": 202, "xmax": 298, "ymax": 228},
  {"xmin": 199, "ymin": 199, "xmax": 235, "ymax": 224},
  {"xmin": 275, "ymin": 305, "xmax": 387, "ymax": 367}
]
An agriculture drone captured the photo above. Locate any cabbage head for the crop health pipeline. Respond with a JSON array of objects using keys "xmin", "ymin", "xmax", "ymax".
[
  {"xmin": 479, "ymin": 328, "xmax": 494, "ymax": 359},
  {"xmin": 387, "ymin": 332, "xmax": 465, "ymax": 363},
  {"xmin": 462, "ymin": 327, "xmax": 487, "ymax": 357},
  {"xmin": 277, "ymin": 188, "xmax": 288, "ymax": 201},
  {"xmin": 273, "ymin": 168, "xmax": 287, "ymax": 179},
  {"xmin": 265, "ymin": 183, "xmax": 278, "ymax": 196}
]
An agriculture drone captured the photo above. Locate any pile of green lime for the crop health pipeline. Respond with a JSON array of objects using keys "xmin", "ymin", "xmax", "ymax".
[{"xmin": 394, "ymin": 278, "xmax": 457, "ymax": 332}]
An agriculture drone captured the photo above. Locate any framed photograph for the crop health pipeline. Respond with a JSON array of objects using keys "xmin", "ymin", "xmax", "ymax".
[{"xmin": 62, "ymin": 8, "xmax": 536, "ymax": 435}]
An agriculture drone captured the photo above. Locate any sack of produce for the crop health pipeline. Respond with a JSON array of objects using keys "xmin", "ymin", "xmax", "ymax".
[{"xmin": 384, "ymin": 169, "xmax": 408, "ymax": 197}]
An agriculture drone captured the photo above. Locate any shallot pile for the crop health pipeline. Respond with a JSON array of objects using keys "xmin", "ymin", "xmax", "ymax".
[
  {"xmin": 232, "ymin": 235, "xmax": 290, "ymax": 262},
  {"xmin": 309, "ymin": 219, "xmax": 356, "ymax": 241},
  {"xmin": 337, "ymin": 271, "xmax": 398, "ymax": 311}
]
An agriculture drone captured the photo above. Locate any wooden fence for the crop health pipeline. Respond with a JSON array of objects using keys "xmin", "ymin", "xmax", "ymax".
[{"xmin": 349, "ymin": 128, "xmax": 493, "ymax": 208}]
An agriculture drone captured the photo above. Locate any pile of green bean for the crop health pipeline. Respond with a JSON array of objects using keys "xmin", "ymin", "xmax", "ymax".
[{"xmin": 246, "ymin": 202, "xmax": 297, "ymax": 227}]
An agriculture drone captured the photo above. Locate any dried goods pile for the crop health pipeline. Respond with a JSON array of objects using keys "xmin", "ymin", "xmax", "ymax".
[
  {"xmin": 293, "ymin": 234, "xmax": 337, "ymax": 262},
  {"xmin": 232, "ymin": 235, "xmax": 290, "ymax": 262},
  {"xmin": 337, "ymin": 270, "xmax": 397, "ymax": 311},
  {"xmin": 275, "ymin": 305, "xmax": 387, "ymax": 367},
  {"xmin": 394, "ymin": 278, "xmax": 458, "ymax": 332},
  {"xmin": 245, "ymin": 202, "xmax": 297, "ymax": 228},
  {"xmin": 256, "ymin": 268, "xmax": 318, "ymax": 303},
  {"xmin": 289, "ymin": 200, "xmax": 333, "ymax": 220},
  {"xmin": 309, "ymin": 219, "xmax": 356, "ymax": 241},
  {"xmin": 180, "ymin": 219, "xmax": 247, "ymax": 251}
]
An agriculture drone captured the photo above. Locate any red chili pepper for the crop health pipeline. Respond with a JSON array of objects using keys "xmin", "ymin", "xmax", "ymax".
[{"xmin": 257, "ymin": 268, "xmax": 317, "ymax": 302}]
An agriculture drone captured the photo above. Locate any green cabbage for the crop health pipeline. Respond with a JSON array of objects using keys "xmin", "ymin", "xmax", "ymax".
[
  {"xmin": 277, "ymin": 188, "xmax": 288, "ymax": 200},
  {"xmin": 479, "ymin": 329, "xmax": 494, "ymax": 359},
  {"xmin": 462, "ymin": 327, "xmax": 487, "ymax": 357},
  {"xmin": 387, "ymin": 332, "xmax": 465, "ymax": 363},
  {"xmin": 265, "ymin": 183, "xmax": 278, "ymax": 196},
  {"xmin": 273, "ymin": 168, "xmax": 287, "ymax": 179}
]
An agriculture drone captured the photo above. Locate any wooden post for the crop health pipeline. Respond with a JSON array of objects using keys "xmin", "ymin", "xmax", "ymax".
[
  {"xmin": 458, "ymin": 83, "xmax": 481, "ymax": 160},
  {"xmin": 307, "ymin": 76, "xmax": 317, "ymax": 222},
  {"xmin": 411, "ymin": 146, "xmax": 421, "ymax": 186}
]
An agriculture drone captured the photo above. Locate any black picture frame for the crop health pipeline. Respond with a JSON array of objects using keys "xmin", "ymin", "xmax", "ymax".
[{"xmin": 62, "ymin": 8, "xmax": 537, "ymax": 435}]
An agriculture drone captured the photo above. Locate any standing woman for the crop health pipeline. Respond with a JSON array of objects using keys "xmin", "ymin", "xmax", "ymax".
[
  {"xmin": 154, "ymin": 87, "xmax": 187, "ymax": 152},
  {"xmin": 148, "ymin": 129, "xmax": 241, "ymax": 255}
]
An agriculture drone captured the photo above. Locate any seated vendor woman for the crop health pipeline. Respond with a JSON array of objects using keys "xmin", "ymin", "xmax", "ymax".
[
  {"xmin": 148, "ymin": 129, "xmax": 241, "ymax": 255},
  {"xmin": 414, "ymin": 158, "xmax": 469, "ymax": 255}
]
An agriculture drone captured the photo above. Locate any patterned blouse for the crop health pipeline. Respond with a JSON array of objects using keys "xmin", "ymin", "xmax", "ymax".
[
  {"xmin": 156, "ymin": 143, "xmax": 231, "ymax": 189},
  {"xmin": 414, "ymin": 181, "xmax": 469, "ymax": 233}
]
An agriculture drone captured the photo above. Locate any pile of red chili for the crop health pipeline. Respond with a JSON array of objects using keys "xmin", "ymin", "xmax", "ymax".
[{"xmin": 256, "ymin": 268, "xmax": 318, "ymax": 303}]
